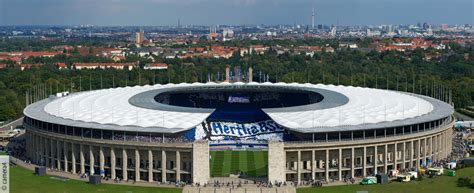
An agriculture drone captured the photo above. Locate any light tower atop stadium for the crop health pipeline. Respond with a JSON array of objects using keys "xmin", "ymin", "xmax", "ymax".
[
  {"xmin": 225, "ymin": 65, "xmax": 230, "ymax": 82},
  {"xmin": 248, "ymin": 67, "xmax": 253, "ymax": 83}
]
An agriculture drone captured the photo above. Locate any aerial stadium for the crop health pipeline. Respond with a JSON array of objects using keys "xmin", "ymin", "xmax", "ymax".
[{"xmin": 22, "ymin": 73, "xmax": 454, "ymax": 185}]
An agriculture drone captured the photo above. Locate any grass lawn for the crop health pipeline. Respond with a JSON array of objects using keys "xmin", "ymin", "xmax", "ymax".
[
  {"xmin": 210, "ymin": 150, "xmax": 268, "ymax": 177},
  {"xmin": 298, "ymin": 167, "xmax": 474, "ymax": 193},
  {"xmin": 10, "ymin": 165, "xmax": 181, "ymax": 193}
]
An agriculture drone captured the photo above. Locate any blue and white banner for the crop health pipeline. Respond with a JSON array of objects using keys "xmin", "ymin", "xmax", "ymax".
[{"xmin": 194, "ymin": 120, "xmax": 285, "ymax": 141}]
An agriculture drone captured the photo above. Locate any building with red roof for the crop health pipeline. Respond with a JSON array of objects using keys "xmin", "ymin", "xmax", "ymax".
[
  {"xmin": 73, "ymin": 63, "xmax": 136, "ymax": 70},
  {"xmin": 144, "ymin": 63, "xmax": 168, "ymax": 70}
]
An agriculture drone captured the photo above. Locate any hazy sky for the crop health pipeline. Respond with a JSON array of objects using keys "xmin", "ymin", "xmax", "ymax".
[{"xmin": 0, "ymin": 0, "xmax": 473, "ymax": 26}]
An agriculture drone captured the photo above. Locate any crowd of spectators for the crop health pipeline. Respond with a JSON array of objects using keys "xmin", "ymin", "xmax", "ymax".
[
  {"xmin": 196, "ymin": 179, "xmax": 290, "ymax": 189},
  {"xmin": 111, "ymin": 134, "xmax": 192, "ymax": 143}
]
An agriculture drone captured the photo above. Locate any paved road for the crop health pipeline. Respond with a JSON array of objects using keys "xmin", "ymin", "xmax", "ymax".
[
  {"xmin": 454, "ymin": 111, "xmax": 474, "ymax": 121},
  {"xmin": 0, "ymin": 117, "xmax": 23, "ymax": 130}
]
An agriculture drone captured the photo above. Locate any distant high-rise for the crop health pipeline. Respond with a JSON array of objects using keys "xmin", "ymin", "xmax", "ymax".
[
  {"xmin": 135, "ymin": 30, "xmax": 144, "ymax": 44},
  {"xmin": 422, "ymin": 22, "xmax": 429, "ymax": 30},
  {"xmin": 330, "ymin": 26, "xmax": 337, "ymax": 37},
  {"xmin": 222, "ymin": 28, "xmax": 234, "ymax": 41}
]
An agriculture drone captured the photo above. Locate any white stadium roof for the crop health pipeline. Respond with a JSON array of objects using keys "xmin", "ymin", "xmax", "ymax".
[{"xmin": 24, "ymin": 82, "xmax": 452, "ymax": 133}]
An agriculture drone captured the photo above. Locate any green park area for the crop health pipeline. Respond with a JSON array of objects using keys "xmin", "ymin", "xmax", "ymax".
[
  {"xmin": 10, "ymin": 165, "xmax": 181, "ymax": 193},
  {"xmin": 298, "ymin": 167, "xmax": 474, "ymax": 193},
  {"xmin": 7, "ymin": 153, "xmax": 474, "ymax": 193}
]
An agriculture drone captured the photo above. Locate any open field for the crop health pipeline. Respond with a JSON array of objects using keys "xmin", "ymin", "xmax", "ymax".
[
  {"xmin": 210, "ymin": 150, "xmax": 268, "ymax": 177},
  {"xmin": 298, "ymin": 167, "xmax": 474, "ymax": 193},
  {"xmin": 10, "ymin": 165, "xmax": 181, "ymax": 193}
]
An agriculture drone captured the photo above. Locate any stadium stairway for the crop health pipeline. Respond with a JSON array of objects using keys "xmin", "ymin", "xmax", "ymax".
[{"xmin": 182, "ymin": 186, "xmax": 296, "ymax": 193}]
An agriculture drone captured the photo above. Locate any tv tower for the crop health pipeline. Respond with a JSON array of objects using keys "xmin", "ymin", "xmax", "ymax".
[{"xmin": 311, "ymin": 4, "xmax": 315, "ymax": 29}]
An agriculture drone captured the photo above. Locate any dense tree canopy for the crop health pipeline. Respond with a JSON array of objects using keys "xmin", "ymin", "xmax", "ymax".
[{"xmin": 0, "ymin": 40, "xmax": 473, "ymax": 121}]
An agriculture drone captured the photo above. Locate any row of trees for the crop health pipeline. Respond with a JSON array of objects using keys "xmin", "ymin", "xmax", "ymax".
[{"xmin": 0, "ymin": 40, "xmax": 473, "ymax": 122}]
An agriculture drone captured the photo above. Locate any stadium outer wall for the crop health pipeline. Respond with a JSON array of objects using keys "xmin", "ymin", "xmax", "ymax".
[
  {"xmin": 268, "ymin": 118, "xmax": 454, "ymax": 184},
  {"xmin": 23, "ymin": 115, "xmax": 454, "ymax": 185},
  {"xmin": 23, "ymin": 123, "xmax": 210, "ymax": 184}
]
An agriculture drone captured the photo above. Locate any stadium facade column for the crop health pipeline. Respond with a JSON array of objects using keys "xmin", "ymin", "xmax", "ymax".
[
  {"xmin": 111, "ymin": 148, "xmax": 116, "ymax": 180},
  {"xmin": 383, "ymin": 144, "xmax": 388, "ymax": 173},
  {"xmin": 135, "ymin": 149, "xmax": 140, "ymax": 181},
  {"xmin": 351, "ymin": 147, "xmax": 355, "ymax": 179},
  {"xmin": 122, "ymin": 149, "xmax": 128, "ymax": 181},
  {"xmin": 311, "ymin": 150, "xmax": 316, "ymax": 180},
  {"xmin": 100, "ymin": 147, "xmax": 105, "ymax": 177},
  {"xmin": 89, "ymin": 145, "xmax": 95, "ymax": 175},
  {"xmin": 449, "ymin": 129, "xmax": 453, "ymax": 155},
  {"xmin": 394, "ymin": 143, "xmax": 398, "ymax": 170},
  {"xmin": 46, "ymin": 138, "xmax": 50, "ymax": 167},
  {"xmin": 439, "ymin": 133, "xmax": 444, "ymax": 159},
  {"xmin": 430, "ymin": 136, "xmax": 435, "ymax": 163},
  {"xmin": 338, "ymin": 148, "xmax": 342, "ymax": 181},
  {"xmin": 80, "ymin": 144, "xmax": 85, "ymax": 174},
  {"xmin": 325, "ymin": 149, "xmax": 329, "ymax": 182},
  {"xmin": 409, "ymin": 141, "xmax": 414, "ymax": 169},
  {"xmin": 362, "ymin": 146, "xmax": 367, "ymax": 176},
  {"xmin": 161, "ymin": 150, "xmax": 167, "ymax": 183},
  {"xmin": 297, "ymin": 150, "xmax": 301, "ymax": 184},
  {"xmin": 429, "ymin": 136, "xmax": 433, "ymax": 164},
  {"xmin": 435, "ymin": 135, "xmax": 439, "ymax": 162},
  {"xmin": 45, "ymin": 138, "xmax": 49, "ymax": 167},
  {"xmin": 42, "ymin": 137, "xmax": 46, "ymax": 166},
  {"xmin": 37, "ymin": 135, "xmax": 40, "ymax": 165},
  {"xmin": 30, "ymin": 134, "xmax": 34, "ymax": 163},
  {"xmin": 445, "ymin": 131, "xmax": 448, "ymax": 156},
  {"xmin": 71, "ymin": 143, "xmax": 76, "ymax": 174},
  {"xmin": 428, "ymin": 137, "xmax": 432, "ymax": 166},
  {"xmin": 443, "ymin": 132, "xmax": 447, "ymax": 158},
  {"xmin": 416, "ymin": 139, "xmax": 421, "ymax": 169},
  {"xmin": 39, "ymin": 136, "xmax": 43, "ymax": 165},
  {"xmin": 438, "ymin": 134, "xmax": 442, "ymax": 160},
  {"xmin": 439, "ymin": 134, "xmax": 442, "ymax": 159},
  {"xmin": 50, "ymin": 138, "xmax": 54, "ymax": 168},
  {"xmin": 192, "ymin": 141, "xmax": 211, "ymax": 185},
  {"xmin": 37, "ymin": 136, "xmax": 41, "ymax": 165},
  {"xmin": 401, "ymin": 142, "xmax": 406, "ymax": 170},
  {"xmin": 267, "ymin": 141, "xmax": 285, "ymax": 183},
  {"xmin": 26, "ymin": 133, "xmax": 31, "ymax": 160},
  {"xmin": 35, "ymin": 135, "xmax": 39, "ymax": 164},
  {"xmin": 148, "ymin": 150, "xmax": 153, "ymax": 182},
  {"xmin": 30, "ymin": 134, "xmax": 34, "ymax": 160},
  {"xmin": 31, "ymin": 134, "xmax": 35, "ymax": 160},
  {"xmin": 56, "ymin": 140, "xmax": 61, "ymax": 171},
  {"xmin": 433, "ymin": 136, "xmax": 437, "ymax": 162},
  {"xmin": 423, "ymin": 137, "xmax": 428, "ymax": 167},
  {"xmin": 438, "ymin": 134, "xmax": 441, "ymax": 160},
  {"xmin": 176, "ymin": 151, "xmax": 181, "ymax": 182},
  {"xmin": 374, "ymin": 145, "xmax": 378, "ymax": 174},
  {"xmin": 436, "ymin": 135, "xmax": 439, "ymax": 161},
  {"xmin": 63, "ymin": 141, "xmax": 68, "ymax": 172}
]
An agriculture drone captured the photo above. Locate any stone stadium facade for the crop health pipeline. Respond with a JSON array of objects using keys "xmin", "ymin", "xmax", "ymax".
[{"xmin": 23, "ymin": 82, "xmax": 454, "ymax": 184}]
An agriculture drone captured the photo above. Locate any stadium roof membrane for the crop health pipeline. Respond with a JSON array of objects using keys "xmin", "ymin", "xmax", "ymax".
[{"xmin": 24, "ymin": 82, "xmax": 453, "ymax": 133}]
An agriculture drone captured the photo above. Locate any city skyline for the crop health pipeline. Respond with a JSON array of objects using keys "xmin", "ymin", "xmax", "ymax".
[{"xmin": 0, "ymin": 0, "xmax": 473, "ymax": 26}]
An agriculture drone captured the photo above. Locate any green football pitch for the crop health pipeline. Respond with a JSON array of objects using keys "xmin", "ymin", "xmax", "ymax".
[{"xmin": 210, "ymin": 150, "xmax": 268, "ymax": 177}]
